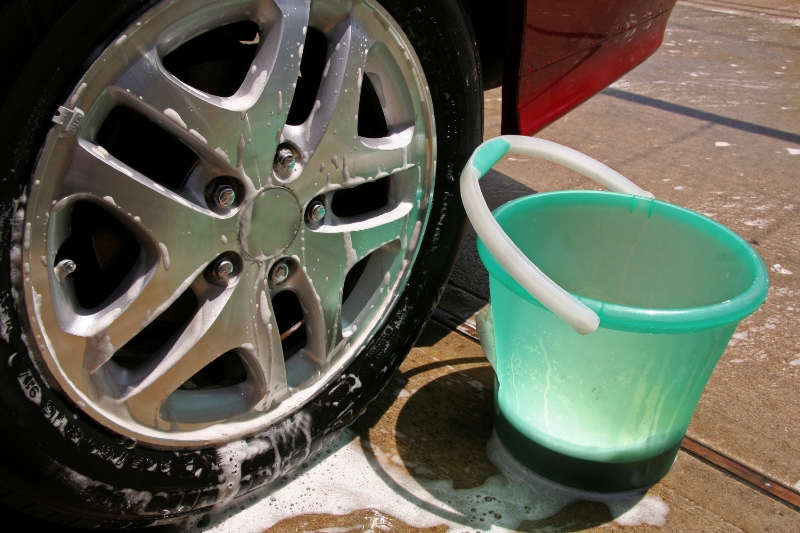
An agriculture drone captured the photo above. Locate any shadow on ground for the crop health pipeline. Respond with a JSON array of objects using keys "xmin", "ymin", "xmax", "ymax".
[
  {"xmin": 351, "ymin": 327, "xmax": 629, "ymax": 532},
  {"xmin": 446, "ymin": 169, "xmax": 537, "ymax": 306}
]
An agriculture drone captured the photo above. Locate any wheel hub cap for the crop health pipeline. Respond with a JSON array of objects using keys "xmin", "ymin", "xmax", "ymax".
[{"xmin": 240, "ymin": 187, "xmax": 301, "ymax": 260}]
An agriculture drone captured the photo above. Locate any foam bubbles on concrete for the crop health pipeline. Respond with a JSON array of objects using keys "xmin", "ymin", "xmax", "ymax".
[{"xmin": 195, "ymin": 429, "xmax": 669, "ymax": 532}]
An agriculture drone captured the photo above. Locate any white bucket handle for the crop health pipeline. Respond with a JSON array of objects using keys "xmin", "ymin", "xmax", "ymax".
[{"xmin": 460, "ymin": 135, "xmax": 655, "ymax": 335}]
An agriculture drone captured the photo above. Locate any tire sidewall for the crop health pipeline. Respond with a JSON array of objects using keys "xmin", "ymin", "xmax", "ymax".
[{"xmin": 0, "ymin": 0, "xmax": 480, "ymax": 525}]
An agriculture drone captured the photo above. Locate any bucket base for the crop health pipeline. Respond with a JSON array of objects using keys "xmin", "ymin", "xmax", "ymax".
[{"xmin": 494, "ymin": 409, "xmax": 680, "ymax": 493}]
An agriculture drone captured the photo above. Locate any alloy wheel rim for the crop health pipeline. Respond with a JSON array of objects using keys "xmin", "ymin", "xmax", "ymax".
[{"xmin": 20, "ymin": 0, "xmax": 435, "ymax": 447}]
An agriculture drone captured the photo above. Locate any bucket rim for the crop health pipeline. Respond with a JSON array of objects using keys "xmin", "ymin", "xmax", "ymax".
[{"xmin": 477, "ymin": 191, "xmax": 769, "ymax": 333}]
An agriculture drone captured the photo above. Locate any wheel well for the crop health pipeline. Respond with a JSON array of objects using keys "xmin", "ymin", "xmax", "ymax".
[{"xmin": 459, "ymin": 0, "xmax": 511, "ymax": 90}]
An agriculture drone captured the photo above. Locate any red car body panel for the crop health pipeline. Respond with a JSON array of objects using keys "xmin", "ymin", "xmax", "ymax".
[{"xmin": 502, "ymin": 0, "xmax": 678, "ymax": 135}]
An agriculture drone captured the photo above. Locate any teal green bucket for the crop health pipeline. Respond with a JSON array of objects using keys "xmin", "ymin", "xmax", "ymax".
[{"xmin": 462, "ymin": 136, "xmax": 768, "ymax": 492}]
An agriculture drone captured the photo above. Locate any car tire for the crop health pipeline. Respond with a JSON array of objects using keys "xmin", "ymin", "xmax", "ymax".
[{"xmin": 0, "ymin": 0, "xmax": 481, "ymax": 527}]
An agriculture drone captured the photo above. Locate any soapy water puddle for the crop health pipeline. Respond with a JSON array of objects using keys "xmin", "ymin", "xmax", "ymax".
[{"xmin": 186, "ymin": 429, "xmax": 668, "ymax": 532}]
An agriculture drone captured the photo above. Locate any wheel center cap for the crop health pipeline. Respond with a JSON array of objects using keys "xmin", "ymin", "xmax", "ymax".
[{"xmin": 239, "ymin": 187, "xmax": 301, "ymax": 260}]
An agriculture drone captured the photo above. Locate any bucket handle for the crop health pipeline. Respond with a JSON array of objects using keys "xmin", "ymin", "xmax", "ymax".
[{"xmin": 460, "ymin": 135, "xmax": 654, "ymax": 335}]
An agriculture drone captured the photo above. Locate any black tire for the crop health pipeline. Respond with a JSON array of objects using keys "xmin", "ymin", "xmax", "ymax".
[{"xmin": 0, "ymin": 0, "xmax": 481, "ymax": 528}]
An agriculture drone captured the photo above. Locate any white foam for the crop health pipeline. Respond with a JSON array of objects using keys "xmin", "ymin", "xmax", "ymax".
[
  {"xmin": 0, "ymin": 303, "xmax": 10, "ymax": 342},
  {"xmin": 194, "ymin": 430, "xmax": 667, "ymax": 532},
  {"xmin": 22, "ymin": 222, "xmax": 31, "ymax": 251},
  {"xmin": 190, "ymin": 129, "xmax": 208, "ymax": 144},
  {"xmin": 69, "ymin": 82, "xmax": 88, "ymax": 108},
  {"xmin": 164, "ymin": 108, "xmax": 187, "ymax": 129},
  {"xmin": 259, "ymin": 290, "xmax": 271, "ymax": 325},
  {"xmin": 59, "ymin": 462, "xmax": 152, "ymax": 512},
  {"xmin": 221, "ymin": 70, "xmax": 268, "ymax": 112},
  {"xmin": 158, "ymin": 243, "xmax": 170, "ymax": 271},
  {"xmin": 744, "ymin": 219, "xmax": 769, "ymax": 228},
  {"xmin": 305, "ymin": 100, "xmax": 322, "ymax": 142},
  {"xmin": 715, "ymin": 141, "xmax": 730, "ymax": 147},
  {"xmin": 611, "ymin": 494, "xmax": 669, "ymax": 526},
  {"xmin": 343, "ymin": 232, "xmax": 357, "ymax": 269},
  {"xmin": 82, "ymin": 329, "xmax": 115, "ymax": 373},
  {"xmin": 787, "ymin": 148, "xmax": 800, "ymax": 155},
  {"xmin": 215, "ymin": 147, "xmax": 231, "ymax": 163},
  {"xmin": 771, "ymin": 264, "xmax": 792, "ymax": 275}
]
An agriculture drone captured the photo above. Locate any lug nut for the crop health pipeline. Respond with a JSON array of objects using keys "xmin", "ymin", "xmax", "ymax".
[
  {"xmin": 214, "ymin": 260, "xmax": 235, "ymax": 280},
  {"xmin": 307, "ymin": 201, "xmax": 326, "ymax": 222},
  {"xmin": 54, "ymin": 259, "xmax": 77, "ymax": 283},
  {"xmin": 214, "ymin": 185, "xmax": 236, "ymax": 208},
  {"xmin": 270, "ymin": 261, "xmax": 290, "ymax": 284},
  {"xmin": 274, "ymin": 147, "xmax": 296, "ymax": 172}
]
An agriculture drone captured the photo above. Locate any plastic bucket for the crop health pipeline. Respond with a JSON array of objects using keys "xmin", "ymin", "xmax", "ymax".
[{"xmin": 461, "ymin": 136, "xmax": 768, "ymax": 492}]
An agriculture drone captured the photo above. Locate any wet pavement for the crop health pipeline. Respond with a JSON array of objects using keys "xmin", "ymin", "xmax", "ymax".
[{"xmin": 14, "ymin": 1, "xmax": 800, "ymax": 531}]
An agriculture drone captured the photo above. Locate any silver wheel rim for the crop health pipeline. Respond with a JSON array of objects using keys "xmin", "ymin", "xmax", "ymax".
[{"xmin": 21, "ymin": 0, "xmax": 435, "ymax": 447}]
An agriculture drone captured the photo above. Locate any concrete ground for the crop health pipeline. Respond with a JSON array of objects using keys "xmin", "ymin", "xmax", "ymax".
[{"xmin": 16, "ymin": 1, "xmax": 800, "ymax": 531}]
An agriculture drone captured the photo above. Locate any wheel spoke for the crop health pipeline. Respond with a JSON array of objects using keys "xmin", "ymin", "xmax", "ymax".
[
  {"xmin": 285, "ymin": 19, "xmax": 428, "ymax": 204},
  {"xmin": 275, "ymin": 257, "xmax": 329, "ymax": 365},
  {"xmin": 284, "ymin": 228, "xmax": 347, "ymax": 359},
  {"xmin": 292, "ymin": 202, "xmax": 413, "ymax": 347},
  {"xmin": 63, "ymin": 139, "xmax": 234, "ymax": 247},
  {"xmin": 281, "ymin": 15, "xmax": 364, "ymax": 151},
  {"xmin": 281, "ymin": 17, "xmax": 385, "ymax": 202},
  {"xmin": 234, "ymin": 0, "xmax": 312, "ymax": 182},
  {"xmin": 320, "ymin": 202, "xmax": 414, "ymax": 259},
  {"xmin": 235, "ymin": 0, "xmax": 312, "ymax": 118},
  {"xmin": 79, "ymin": 261, "xmax": 210, "ymax": 377},
  {"xmin": 296, "ymin": 130, "xmax": 423, "ymax": 207},
  {"xmin": 56, "ymin": 138, "xmax": 235, "ymax": 351},
  {"xmin": 240, "ymin": 261, "xmax": 291, "ymax": 406},
  {"xmin": 348, "ymin": 129, "xmax": 421, "ymax": 180},
  {"xmin": 120, "ymin": 274, "xmax": 288, "ymax": 425},
  {"xmin": 112, "ymin": 0, "xmax": 311, "ymax": 184},
  {"xmin": 114, "ymin": 54, "xmax": 244, "ymax": 164}
]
